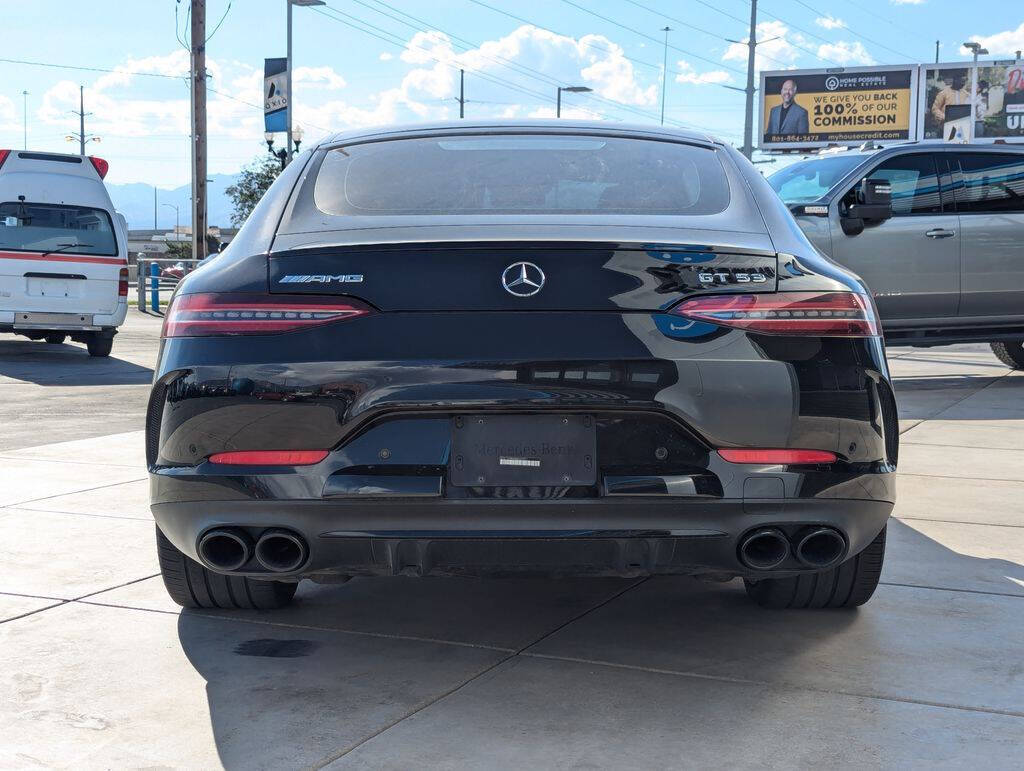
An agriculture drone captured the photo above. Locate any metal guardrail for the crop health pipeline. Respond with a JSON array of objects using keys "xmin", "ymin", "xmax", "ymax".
[{"xmin": 136, "ymin": 258, "xmax": 202, "ymax": 313}]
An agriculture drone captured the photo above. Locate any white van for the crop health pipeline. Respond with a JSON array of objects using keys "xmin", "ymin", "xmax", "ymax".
[{"xmin": 0, "ymin": 149, "xmax": 128, "ymax": 356}]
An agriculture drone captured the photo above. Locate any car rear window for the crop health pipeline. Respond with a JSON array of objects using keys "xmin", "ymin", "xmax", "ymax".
[
  {"xmin": 0, "ymin": 202, "xmax": 118, "ymax": 256},
  {"xmin": 312, "ymin": 134, "xmax": 731, "ymax": 216}
]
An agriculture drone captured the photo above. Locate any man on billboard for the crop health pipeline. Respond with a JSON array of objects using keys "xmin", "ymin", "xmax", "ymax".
[
  {"xmin": 930, "ymin": 70, "xmax": 969, "ymax": 124},
  {"xmin": 765, "ymin": 79, "xmax": 809, "ymax": 135}
]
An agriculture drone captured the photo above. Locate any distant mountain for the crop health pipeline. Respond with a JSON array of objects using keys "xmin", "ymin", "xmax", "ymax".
[{"xmin": 107, "ymin": 173, "xmax": 237, "ymax": 230}]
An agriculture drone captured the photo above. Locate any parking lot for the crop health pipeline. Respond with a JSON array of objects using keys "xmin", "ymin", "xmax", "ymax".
[{"xmin": 1, "ymin": 313, "xmax": 1022, "ymax": 768}]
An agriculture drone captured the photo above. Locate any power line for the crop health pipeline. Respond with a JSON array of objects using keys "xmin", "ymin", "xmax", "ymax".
[
  {"xmin": 786, "ymin": 0, "xmax": 915, "ymax": 62},
  {"xmin": 350, "ymin": 0, "xmax": 715, "ymax": 127},
  {"xmin": 0, "ymin": 56, "xmax": 184, "ymax": 80},
  {"xmin": 557, "ymin": 0, "xmax": 746, "ymax": 75}
]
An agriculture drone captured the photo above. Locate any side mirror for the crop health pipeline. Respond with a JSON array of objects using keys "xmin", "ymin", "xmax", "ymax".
[
  {"xmin": 851, "ymin": 178, "xmax": 893, "ymax": 222},
  {"xmin": 840, "ymin": 177, "xmax": 892, "ymax": 236}
]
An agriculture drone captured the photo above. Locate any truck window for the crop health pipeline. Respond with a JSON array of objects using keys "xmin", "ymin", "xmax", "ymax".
[{"xmin": 953, "ymin": 153, "xmax": 1024, "ymax": 213}]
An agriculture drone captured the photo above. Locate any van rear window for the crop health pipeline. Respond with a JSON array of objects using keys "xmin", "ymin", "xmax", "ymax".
[
  {"xmin": 312, "ymin": 134, "xmax": 731, "ymax": 216},
  {"xmin": 0, "ymin": 202, "xmax": 118, "ymax": 256}
]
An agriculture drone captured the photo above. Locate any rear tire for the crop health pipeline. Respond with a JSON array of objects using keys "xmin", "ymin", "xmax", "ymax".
[
  {"xmin": 45, "ymin": 333, "xmax": 66, "ymax": 345},
  {"xmin": 86, "ymin": 334, "xmax": 113, "ymax": 357},
  {"xmin": 990, "ymin": 341, "xmax": 1024, "ymax": 370},
  {"xmin": 744, "ymin": 525, "xmax": 886, "ymax": 609},
  {"xmin": 156, "ymin": 526, "xmax": 297, "ymax": 610}
]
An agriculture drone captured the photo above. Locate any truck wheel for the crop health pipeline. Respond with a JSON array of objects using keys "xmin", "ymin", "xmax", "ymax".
[
  {"xmin": 990, "ymin": 341, "xmax": 1024, "ymax": 370},
  {"xmin": 156, "ymin": 526, "xmax": 297, "ymax": 610},
  {"xmin": 744, "ymin": 526, "xmax": 886, "ymax": 609},
  {"xmin": 86, "ymin": 334, "xmax": 113, "ymax": 357},
  {"xmin": 45, "ymin": 333, "xmax": 67, "ymax": 345}
]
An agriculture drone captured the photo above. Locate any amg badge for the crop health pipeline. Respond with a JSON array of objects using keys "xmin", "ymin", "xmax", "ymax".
[{"xmin": 278, "ymin": 274, "xmax": 364, "ymax": 284}]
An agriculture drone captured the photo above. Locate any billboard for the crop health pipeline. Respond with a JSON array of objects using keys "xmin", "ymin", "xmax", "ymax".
[
  {"xmin": 760, "ymin": 66, "xmax": 918, "ymax": 150},
  {"xmin": 921, "ymin": 61, "xmax": 1024, "ymax": 143}
]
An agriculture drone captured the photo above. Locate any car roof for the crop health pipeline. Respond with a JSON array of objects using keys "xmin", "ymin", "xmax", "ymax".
[
  {"xmin": 796, "ymin": 142, "xmax": 1024, "ymax": 165},
  {"xmin": 314, "ymin": 119, "xmax": 722, "ymax": 149}
]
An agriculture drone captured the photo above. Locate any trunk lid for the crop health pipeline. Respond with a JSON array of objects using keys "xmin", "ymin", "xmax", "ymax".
[{"xmin": 268, "ymin": 238, "xmax": 779, "ymax": 312}]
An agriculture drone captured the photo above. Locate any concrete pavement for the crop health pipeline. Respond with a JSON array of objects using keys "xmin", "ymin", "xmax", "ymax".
[{"xmin": 0, "ymin": 321, "xmax": 1022, "ymax": 768}]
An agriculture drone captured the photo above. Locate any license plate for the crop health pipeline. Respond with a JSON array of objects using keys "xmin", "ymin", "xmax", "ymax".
[
  {"xmin": 14, "ymin": 311, "xmax": 95, "ymax": 327},
  {"xmin": 450, "ymin": 415, "xmax": 596, "ymax": 487}
]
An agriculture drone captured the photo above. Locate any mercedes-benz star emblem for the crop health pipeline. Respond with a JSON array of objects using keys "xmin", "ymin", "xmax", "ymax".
[{"xmin": 501, "ymin": 262, "xmax": 545, "ymax": 297}]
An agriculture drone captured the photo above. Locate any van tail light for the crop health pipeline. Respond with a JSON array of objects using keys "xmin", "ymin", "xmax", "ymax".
[
  {"xmin": 89, "ymin": 156, "xmax": 109, "ymax": 179},
  {"xmin": 670, "ymin": 291, "xmax": 879, "ymax": 337},
  {"xmin": 718, "ymin": 449, "xmax": 838, "ymax": 464},
  {"xmin": 0, "ymin": 150, "xmax": 10, "ymax": 170},
  {"xmin": 162, "ymin": 293, "xmax": 373, "ymax": 337},
  {"xmin": 118, "ymin": 268, "xmax": 128, "ymax": 297}
]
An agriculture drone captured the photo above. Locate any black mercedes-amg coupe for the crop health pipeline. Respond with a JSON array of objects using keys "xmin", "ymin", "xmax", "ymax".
[{"xmin": 148, "ymin": 121, "xmax": 896, "ymax": 611}]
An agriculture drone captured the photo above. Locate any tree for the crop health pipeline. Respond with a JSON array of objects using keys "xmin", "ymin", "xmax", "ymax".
[{"xmin": 226, "ymin": 155, "xmax": 281, "ymax": 226}]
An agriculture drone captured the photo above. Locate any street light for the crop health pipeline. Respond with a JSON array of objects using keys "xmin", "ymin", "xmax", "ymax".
[
  {"xmin": 287, "ymin": 0, "xmax": 326, "ymax": 163},
  {"xmin": 963, "ymin": 41, "xmax": 989, "ymax": 62},
  {"xmin": 556, "ymin": 85, "xmax": 592, "ymax": 118},
  {"xmin": 266, "ymin": 126, "xmax": 304, "ymax": 170},
  {"xmin": 162, "ymin": 203, "xmax": 180, "ymax": 239}
]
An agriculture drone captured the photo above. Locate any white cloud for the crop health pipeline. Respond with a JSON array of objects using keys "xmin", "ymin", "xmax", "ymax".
[
  {"xmin": 818, "ymin": 41, "xmax": 876, "ymax": 65},
  {"xmin": 675, "ymin": 60, "xmax": 732, "ymax": 85},
  {"xmin": 379, "ymin": 52, "xmax": 393, "ymax": 61},
  {"xmin": 294, "ymin": 66, "xmax": 346, "ymax": 90},
  {"xmin": 966, "ymin": 23, "xmax": 1024, "ymax": 56},
  {"xmin": 723, "ymin": 20, "xmax": 803, "ymax": 72},
  {"xmin": 815, "ymin": 16, "xmax": 846, "ymax": 30},
  {"xmin": 889, "ymin": 0, "xmax": 924, "ymax": 4}
]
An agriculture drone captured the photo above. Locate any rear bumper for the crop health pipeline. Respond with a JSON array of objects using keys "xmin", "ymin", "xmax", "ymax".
[{"xmin": 152, "ymin": 491, "xmax": 894, "ymax": 579}]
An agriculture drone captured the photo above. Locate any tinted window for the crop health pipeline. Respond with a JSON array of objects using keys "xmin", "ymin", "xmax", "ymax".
[
  {"xmin": 954, "ymin": 153, "xmax": 1024, "ymax": 213},
  {"xmin": 866, "ymin": 154, "xmax": 943, "ymax": 215},
  {"xmin": 0, "ymin": 202, "xmax": 118, "ymax": 256},
  {"xmin": 767, "ymin": 155, "xmax": 865, "ymax": 204},
  {"xmin": 313, "ymin": 134, "xmax": 731, "ymax": 216}
]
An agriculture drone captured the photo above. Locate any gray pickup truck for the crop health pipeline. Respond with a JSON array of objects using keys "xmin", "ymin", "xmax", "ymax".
[{"xmin": 769, "ymin": 144, "xmax": 1024, "ymax": 368}]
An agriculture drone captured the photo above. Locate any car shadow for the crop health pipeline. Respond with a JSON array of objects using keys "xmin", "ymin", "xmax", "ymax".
[
  {"xmin": 174, "ymin": 517, "xmax": 1022, "ymax": 767},
  {"xmin": 0, "ymin": 339, "xmax": 153, "ymax": 385}
]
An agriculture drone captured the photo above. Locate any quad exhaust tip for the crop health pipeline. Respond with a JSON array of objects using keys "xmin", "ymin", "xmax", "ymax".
[
  {"xmin": 738, "ymin": 527, "xmax": 790, "ymax": 570},
  {"xmin": 794, "ymin": 527, "xmax": 846, "ymax": 569},
  {"xmin": 255, "ymin": 529, "xmax": 309, "ymax": 573},
  {"xmin": 197, "ymin": 528, "xmax": 253, "ymax": 571}
]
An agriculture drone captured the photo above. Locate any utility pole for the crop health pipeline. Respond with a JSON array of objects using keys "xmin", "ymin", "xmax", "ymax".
[
  {"xmin": 741, "ymin": 0, "xmax": 758, "ymax": 159},
  {"xmin": 153, "ymin": 187, "xmax": 158, "ymax": 230},
  {"xmin": 660, "ymin": 27, "xmax": 671, "ymax": 125},
  {"xmin": 935, "ymin": 40, "xmax": 939, "ymax": 64},
  {"xmin": 190, "ymin": 0, "xmax": 209, "ymax": 261},
  {"xmin": 22, "ymin": 91, "xmax": 28, "ymax": 150},
  {"xmin": 459, "ymin": 69, "xmax": 465, "ymax": 118}
]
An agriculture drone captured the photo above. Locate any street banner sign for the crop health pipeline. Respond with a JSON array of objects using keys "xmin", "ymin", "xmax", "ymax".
[
  {"xmin": 760, "ymin": 65, "xmax": 918, "ymax": 150},
  {"xmin": 264, "ymin": 57, "xmax": 288, "ymax": 133}
]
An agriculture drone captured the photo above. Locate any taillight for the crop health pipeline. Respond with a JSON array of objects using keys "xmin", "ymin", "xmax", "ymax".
[
  {"xmin": 118, "ymin": 268, "xmax": 128, "ymax": 297},
  {"xmin": 162, "ymin": 293, "xmax": 372, "ymax": 337},
  {"xmin": 718, "ymin": 449, "xmax": 837, "ymax": 464},
  {"xmin": 208, "ymin": 449, "xmax": 328, "ymax": 465},
  {"xmin": 89, "ymin": 156, "xmax": 109, "ymax": 179},
  {"xmin": 670, "ymin": 291, "xmax": 878, "ymax": 337},
  {"xmin": 0, "ymin": 150, "xmax": 10, "ymax": 170}
]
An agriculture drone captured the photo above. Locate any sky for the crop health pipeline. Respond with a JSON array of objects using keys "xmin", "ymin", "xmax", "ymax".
[{"xmin": 1, "ymin": 0, "xmax": 1022, "ymax": 187}]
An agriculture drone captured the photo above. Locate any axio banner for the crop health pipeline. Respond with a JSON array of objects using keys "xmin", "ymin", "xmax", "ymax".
[
  {"xmin": 264, "ymin": 57, "xmax": 288, "ymax": 133},
  {"xmin": 760, "ymin": 66, "xmax": 918, "ymax": 150}
]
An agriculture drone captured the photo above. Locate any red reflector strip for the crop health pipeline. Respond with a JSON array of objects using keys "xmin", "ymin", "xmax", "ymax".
[
  {"xmin": 671, "ymin": 292, "xmax": 879, "ymax": 337},
  {"xmin": 718, "ymin": 449, "xmax": 837, "ymax": 464},
  {"xmin": 162, "ymin": 293, "xmax": 372, "ymax": 337},
  {"xmin": 208, "ymin": 450, "xmax": 329, "ymax": 466},
  {"xmin": 0, "ymin": 250, "xmax": 126, "ymax": 266}
]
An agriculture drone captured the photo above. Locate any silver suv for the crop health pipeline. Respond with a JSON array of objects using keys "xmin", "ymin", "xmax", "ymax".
[{"xmin": 769, "ymin": 144, "xmax": 1024, "ymax": 368}]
